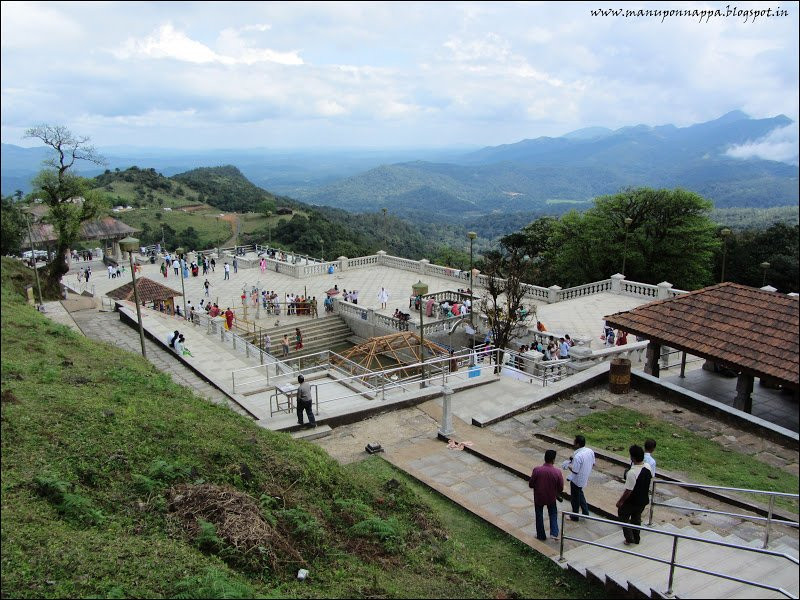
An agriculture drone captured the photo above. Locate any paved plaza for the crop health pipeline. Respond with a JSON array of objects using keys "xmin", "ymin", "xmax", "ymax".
[{"xmin": 64, "ymin": 253, "xmax": 652, "ymax": 344}]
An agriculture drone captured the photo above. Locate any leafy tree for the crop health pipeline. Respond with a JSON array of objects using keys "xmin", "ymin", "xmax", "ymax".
[
  {"xmin": 478, "ymin": 239, "xmax": 537, "ymax": 368},
  {"xmin": 720, "ymin": 223, "xmax": 799, "ymax": 292},
  {"xmin": 500, "ymin": 216, "xmax": 559, "ymax": 285},
  {"xmin": 25, "ymin": 125, "xmax": 107, "ymax": 289},
  {"xmin": 547, "ymin": 188, "xmax": 719, "ymax": 290},
  {"xmin": 1, "ymin": 196, "xmax": 26, "ymax": 256}
]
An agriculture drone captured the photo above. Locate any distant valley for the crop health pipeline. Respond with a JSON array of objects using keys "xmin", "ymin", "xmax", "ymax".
[{"xmin": 2, "ymin": 111, "xmax": 797, "ymax": 230}]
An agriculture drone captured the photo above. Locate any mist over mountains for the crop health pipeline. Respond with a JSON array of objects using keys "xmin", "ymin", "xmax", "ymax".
[{"xmin": 2, "ymin": 111, "xmax": 797, "ymax": 223}]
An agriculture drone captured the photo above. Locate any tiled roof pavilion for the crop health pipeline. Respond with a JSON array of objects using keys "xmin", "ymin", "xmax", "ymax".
[
  {"xmin": 605, "ymin": 282, "xmax": 799, "ymax": 414},
  {"xmin": 107, "ymin": 277, "xmax": 183, "ymax": 305}
]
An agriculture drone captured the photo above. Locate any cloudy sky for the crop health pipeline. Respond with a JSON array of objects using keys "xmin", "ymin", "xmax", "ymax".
[{"xmin": 1, "ymin": 1, "xmax": 798, "ymax": 154}]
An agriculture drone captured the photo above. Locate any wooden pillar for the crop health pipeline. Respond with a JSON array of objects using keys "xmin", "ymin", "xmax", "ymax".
[
  {"xmin": 644, "ymin": 342, "xmax": 661, "ymax": 377},
  {"xmin": 734, "ymin": 373, "xmax": 754, "ymax": 413}
]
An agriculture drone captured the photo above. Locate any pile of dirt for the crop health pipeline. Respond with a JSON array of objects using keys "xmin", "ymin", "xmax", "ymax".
[{"xmin": 167, "ymin": 483, "xmax": 304, "ymax": 569}]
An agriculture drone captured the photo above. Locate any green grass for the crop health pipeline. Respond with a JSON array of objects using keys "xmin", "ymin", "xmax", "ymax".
[
  {"xmin": 239, "ymin": 211, "xmax": 307, "ymax": 236},
  {"xmin": 99, "ymin": 180, "xmax": 197, "ymax": 209},
  {"xmin": 115, "ymin": 207, "xmax": 233, "ymax": 247},
  {"xmin": 556, "ymin": 406, "xmax": 799, "ymax": 509},
  {"xmin": 1, "ymin": 259, "xmax": 601, "ymax": 599}
]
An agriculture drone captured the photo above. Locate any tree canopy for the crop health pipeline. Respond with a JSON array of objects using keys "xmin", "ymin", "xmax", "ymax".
[
  {"xmin": 509, "ymin": 188, "xmax": 720, "ymax": 290},
  {"xmin": 25, "ymin": 125, "xmax": 107, "ymax": 290}
]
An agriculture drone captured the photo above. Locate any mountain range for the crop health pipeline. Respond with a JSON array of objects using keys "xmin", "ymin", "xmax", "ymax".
[{"xmin": 2, "ymin": 111, "xmax": 797, "ymax": 223}]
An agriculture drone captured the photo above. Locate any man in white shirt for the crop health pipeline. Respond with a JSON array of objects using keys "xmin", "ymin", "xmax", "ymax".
[
  {"xmin": 644, "ymin": 439, "xmax": 657, "ymax": 477},
  {"xmin": 562, "ymin": 435, "xmax": 595, "ymax": 522}
]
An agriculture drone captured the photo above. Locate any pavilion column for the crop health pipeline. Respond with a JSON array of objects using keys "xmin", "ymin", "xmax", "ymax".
[
  {"xmin": 644, "ymin": 342, "xmax": 661, "ymax": 377},
  {"xmin": 113, "ymin": 239, "xmax": 122, "ymax": 260},
  {"xmin": 734, "ymin": 373, "xmax": 754, "ymax": 413}
]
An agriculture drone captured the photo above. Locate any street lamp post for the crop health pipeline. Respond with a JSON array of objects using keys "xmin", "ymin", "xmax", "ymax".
[
  {"xmin": 621, "ymin": 217, "xmax": 633, "ymax": 275},
  {"xmin": 468, "ymin": 232, "xmax": 477, "ymax": 329},
  {"xmin": 760, "ymin": 262, "xmax": 770, "ymax": 287},
  {"xmin": 119, "ymin": 236, "xmax": 146, "ymax": 358},
  {"xmin": 22, "ymin": 211, "xmax": 44, "ymax": 307},
  {"xmin": 720, "ymin": 228, "xmax": 732, "ymax": 282},
  {"xmin": 175, "ymin": 247, "xmax": 188, "ymax": 320}
]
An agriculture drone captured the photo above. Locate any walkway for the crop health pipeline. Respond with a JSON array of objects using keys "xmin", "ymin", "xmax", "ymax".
[{"xmin": 67, "ymin": 304, "xmax": 246, "ymax": 416}]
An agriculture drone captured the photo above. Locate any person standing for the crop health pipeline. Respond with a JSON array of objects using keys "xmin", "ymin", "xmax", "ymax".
[
  {"xmin": 562, "ymin": 435, "xmax": 595, "ymax": 522},
  {"xmin": 377, "ymin": 287, "xmax": 389, "ymax": 309},
  {"xmin": 295, "ymin": 327, "xmax": 303, "ymax": 351},
  {"xmin": 173, "ymin": 260, "xmax": 180, "ymax": 277},
  {"xmin": 263, "ymin": 334, "xmax": 272, "ymax": 354},
  {"xmin": 295, "ymin": 374, "xmax": 316, "ymax": 428},
  {"xmin": 643, "ymin": 439, "xmax": 657, "ymax": 477},
  {"xmin": 160, "ymin": 262, "xmax": 168, "ymax": 278},
  {"xmin": 529, "ymin": 450, "xmax": 564, "ymax": 541},
  {"xmin": 204, "ymin": 279, "xmax": 210, "ymax": 297},
  {"xmin": 282, "ymin": 334, "xmax": 290, "ymax": 357},
  {"xmin": 224, "ymin": 307, "xmax": 234, "ymax": 330},
  {"xmin": 558, "ymin": 337, "xmax": 570, "ymax": 359},
  {"xmin": 224, "ymin": 262, "xmax": 230, "ymax": 280},
  {"xmin": 616, "ymin": 445, "xmax": 653, "ymax": 545},
  {"xmin": 232, "ymin": 256, "xmax": 238, "ymax": 274}
]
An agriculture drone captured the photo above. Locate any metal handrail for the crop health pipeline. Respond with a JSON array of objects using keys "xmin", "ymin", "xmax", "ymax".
[
  {"xmin": 648, "ymin": 480, "xmax": 800, "ymax": 548},
  {"xmin": 558, "ymin": 511, "xmax": 798, "ymax": 598}
]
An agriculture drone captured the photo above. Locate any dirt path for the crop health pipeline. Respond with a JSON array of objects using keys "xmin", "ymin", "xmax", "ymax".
[{"xmin": 219, "ymin": 213, "xmax": 239, "ymax": 247}]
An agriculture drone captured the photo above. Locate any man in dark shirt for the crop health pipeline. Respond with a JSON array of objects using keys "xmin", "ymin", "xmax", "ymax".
[
  {"xmin": 529, "ymin": 449, "xmax": 564, "ymax": 541},
  {"xmin": 296, "ymin": 374, "xmax": 316, "ymax": 428},
  {"xmin": 616, "ymin": 444, "xmax": 652, "ymax": 545}
]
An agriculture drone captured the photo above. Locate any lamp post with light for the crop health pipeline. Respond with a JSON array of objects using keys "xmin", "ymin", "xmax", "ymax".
[
  {"xmin": 468, "ymin": 232, "xmax": 477, "ymax": 327},
  {"xmin": 119, "ymin": 236, "xmax": 146, "ymax": 358},
  {"xmin": 720, "ymin": 228, "xmax": 732, "ymax": 282},
  {"xmin": 22, "ymin": 210, "xmax": 44, "ymax": 307},
  {"xmin": 621, "ymin": 217, "xmax": 633, "ymax": 275},
  {"xmin": 175, "ymin": 247, "xmax": 188, "ymax": 320},
  {"xmin": 760, "ymin": 262, "xmax": 770, "ymax": 287}
]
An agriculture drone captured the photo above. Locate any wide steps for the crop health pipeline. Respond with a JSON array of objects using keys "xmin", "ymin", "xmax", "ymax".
[{"xmin": 562, "ymin": 524, "xmax": 799, "ymax": 599}]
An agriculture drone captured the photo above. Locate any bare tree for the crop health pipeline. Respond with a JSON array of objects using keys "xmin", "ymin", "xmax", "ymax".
[
  {"xmin": 478, "ymin": 243, "xmax": 537, "ymax": 371},
  {"xmin": 25, "ymin": 125, "xmax": 107, "ymax": 289}
]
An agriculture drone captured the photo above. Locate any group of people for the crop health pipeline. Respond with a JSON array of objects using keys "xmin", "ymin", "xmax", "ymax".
[
  {"xmin": 529, "ymin": 435, "xmax": 657, "ymax": 545},
  {"xmin": 77, "ymin": 265, "xmax": 92, "ymax": 283},
  {"xmin": 518, "ymin": 331, "xmax": 575, "ymax": 361},
  {"xmin": 107, "ymin": 263, "xmax": 125, "ymax": 279},
  {"xmin": 71, "ymin": 250, "xmax": 94, "ymax": 262},
  {"xmin": 602, "ymin": 324, "xmax": 629, "ymax": 347},
  {"xmin": 165, "ymin": 329, "xmax": 192, "ymax": 356}
]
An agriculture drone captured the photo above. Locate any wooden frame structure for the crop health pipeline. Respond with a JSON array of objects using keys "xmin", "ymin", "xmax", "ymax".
[{"xmin": 332, "ymin": 332, "xmax": 449, "ymax": 376}]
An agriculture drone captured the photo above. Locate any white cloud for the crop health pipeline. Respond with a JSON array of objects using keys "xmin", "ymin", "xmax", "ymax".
[
  {"xmin": 115, "ymin": 23, "xmax": 303, "ymax": 66},
  {"xmin": 726, "ymin": 123, "xmax": 799, "ymax": 165},
  {"xmin": 115, "ymin": 24, "xmax": 220, "ymax": 63}
]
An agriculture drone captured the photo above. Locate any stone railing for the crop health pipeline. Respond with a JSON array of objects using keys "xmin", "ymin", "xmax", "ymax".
[
  {"xmin": 568, "ymin": 340, "xmax": 650, "ymax": 371},
  {"xmin": 558, "ymin": 278, "xmax": 613, "ymax": 301},
  {"xmin": 200, "ymin": 243, "xmax": 695, "ymax": 306},
  {"xmin": 346, "ymin": 255, "xmax": 379, "ymax": 268}
]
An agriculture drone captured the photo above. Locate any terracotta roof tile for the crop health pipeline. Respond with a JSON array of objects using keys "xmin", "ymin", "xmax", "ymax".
[
  {"xmin": 107, "ymin": 277, "xmax": 182, "ymax": 304},
  {"xmin": 605, "ymin": 282, "xmax": 799, "ymax": 388}
]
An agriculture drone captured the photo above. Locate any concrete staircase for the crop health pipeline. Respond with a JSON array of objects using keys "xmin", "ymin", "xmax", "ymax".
[
  {"xmin": 561, "ymin": 524, "xmax": 798, "ymax": 598},
  {"xmin": 243, "ymin": 315, "xmax": 354, "ymax": 360}
]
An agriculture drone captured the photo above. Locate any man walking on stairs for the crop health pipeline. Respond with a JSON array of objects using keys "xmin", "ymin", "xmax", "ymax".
[
  {"xmin": 616, "ymin": 444, "xmax": 652, "ymax": 545},
  {"xmin": 562, "ymin": 435, "xmax": 595, "ymax": 522},
  {"xmin": 529, "ymin": 449, "xmax": 564, "ymax": 541}
]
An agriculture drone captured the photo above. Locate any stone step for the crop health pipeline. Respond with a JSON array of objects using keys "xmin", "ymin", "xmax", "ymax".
[{"xmin": 290, "ymin": 424, "xmax": 332, "ymax": 441}]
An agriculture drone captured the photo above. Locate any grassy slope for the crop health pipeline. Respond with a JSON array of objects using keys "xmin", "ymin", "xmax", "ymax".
[
  {"xmin": 0, "ymin": 258, "xmax": 600, "ymax": 599},
  {"xmin": 114, "ymin": 206, "xmax": 233, "ymax": 247}
]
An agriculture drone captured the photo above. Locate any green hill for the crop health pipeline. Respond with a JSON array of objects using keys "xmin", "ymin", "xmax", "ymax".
[
  {"xmin": 172, "ymin": 165, "xmax": 279, "ymax": 213},
  {"xmin": 0, "ymin": 259, "xmax": 600, "ymax": 598}
]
